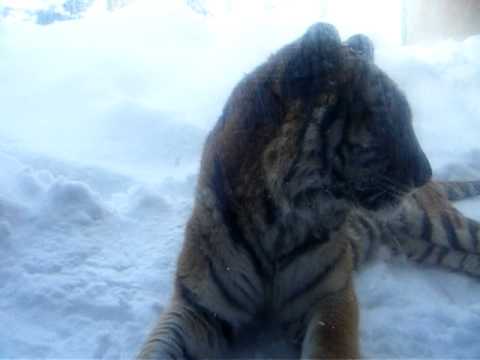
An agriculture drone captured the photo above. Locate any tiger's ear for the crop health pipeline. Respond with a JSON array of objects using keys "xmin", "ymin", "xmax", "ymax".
[
  {"xmin": 279, "ymin": 22, "xmax": 342, "ymax": 100},
  {"xmin": 345, "ymin": 34, "xmax": 375, "ymax": 62},
  {"xmin": 301, "ymin": 22, "xmax": 342, "ymax": 61}
]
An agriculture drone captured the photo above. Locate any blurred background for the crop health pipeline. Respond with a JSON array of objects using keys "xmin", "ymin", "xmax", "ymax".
[{"xmin": 2, "ymin": 0, "xmax": 480, "ymax": 43}]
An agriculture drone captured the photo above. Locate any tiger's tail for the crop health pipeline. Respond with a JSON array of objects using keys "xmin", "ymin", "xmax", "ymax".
[
  {"xmin": 350, "ymin": 180, "xmax": 480, "ymax": 279},
  {"xmin": 405, "ymin": 240, "xmax": 480, "ymax": 279},
  {"xmin": 435, "ymin": 180, "xmax": 480, "ymax": 202}
]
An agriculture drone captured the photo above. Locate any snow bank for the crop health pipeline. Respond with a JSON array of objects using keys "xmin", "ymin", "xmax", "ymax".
[
  {"xmin": 0, "ymin": 153, "xmax": 186, "ymax": 358},
  {"xmin": 1, "ymin": 1, "xmax": 480, "ymax": 358},
  {"xmin": 122, "ymin": 185, "xmax": 171, "ymax": 219},
  {"xmin": 40, "ymin": 179, "xmax": 108, "ymax": 225},
  {"xmin": 0, "ymin": 153, "xmax": 108, "ymax": 227},
  {"xmin": 357, "ymin": 260, "xmax": 480, "ymax": 358}
]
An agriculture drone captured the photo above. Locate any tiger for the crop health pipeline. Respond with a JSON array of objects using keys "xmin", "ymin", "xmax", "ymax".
[
  {"xmin": 350, "ymin": 180, "xmax": 480, "ymax": 277},
  {"xmin": 137, "ymin": 23, "xmax": 433, "ymax": 359}
]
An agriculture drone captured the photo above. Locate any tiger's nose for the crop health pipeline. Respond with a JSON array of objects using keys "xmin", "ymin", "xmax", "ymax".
[{"xmin": 411, "ymin": 151, "xmax": 432, "ymax": 187}]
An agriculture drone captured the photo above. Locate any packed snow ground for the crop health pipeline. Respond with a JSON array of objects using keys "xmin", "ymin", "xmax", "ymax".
[{"xmin": 2, "ymin": 1, "xmax": 480, "ymax": 358}]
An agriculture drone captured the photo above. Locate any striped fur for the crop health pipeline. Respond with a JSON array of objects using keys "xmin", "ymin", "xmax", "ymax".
[
  {"xmin": 137, "ymin": 23, "xmax": 432, "ymax": 359},
  {"xmin": 436, "ymin": 180, "xmax": 480, "ymax": 201},
  {"xmin": 350, "ymin": 180, "xmax": 480, "ymax": 277}
]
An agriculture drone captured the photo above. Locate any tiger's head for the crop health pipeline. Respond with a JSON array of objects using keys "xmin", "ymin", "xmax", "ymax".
[
  {"xmin": 201, "ymin": 23, "xmax": 431, "ymax": 225},
  {"xmin": 258, "ymin": 23, "xmax": 432, "ymax": 213}
]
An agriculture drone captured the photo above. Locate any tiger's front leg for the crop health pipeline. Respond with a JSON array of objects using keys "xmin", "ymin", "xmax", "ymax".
[
  {"xmin": 301, "ymin": 278, "xmax": 359, "ymax": 359},
  {"xmin": 137, "ymin": 294, "xmax": 229, "ymax": 359}
]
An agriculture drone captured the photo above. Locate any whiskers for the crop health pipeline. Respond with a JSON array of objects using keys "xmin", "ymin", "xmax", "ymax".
[
  {"xmin": 374, "ymin": 175, "xmax": 411, "ymax": 198},
  {"xmin": 353, "ymin": 174, "xmax": 415, "ymax": 215}
]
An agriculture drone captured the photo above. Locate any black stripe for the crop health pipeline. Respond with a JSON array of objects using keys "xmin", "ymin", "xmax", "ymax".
[
  {"xmin": 320, "ymin": 103, "xmax": 342, "ymax": 132},
  {"xmin": 254, "ymin": 82, "xmax": 272, "ymax": 123},
  {"xmin": 350, "ymin": 239, "xmax": 360, "ymax": 268},
  {"xmin": 385, "ymin": 223, "xmax": 402, "ymax": 256},
  {"xmin": 334, "ymin": 111, "xmax": 352, "ymax": 169},
  {"xmin": 173, "ymin": 316, "xmax": 212, "ymax": 355},
  {"xmin": 277, "ymin": 230, "xmax": 330, "ymax": 271},
  {"xmin": 336, "ymin": 145, "xmax": 347, "ymax": 169},
  {"xmin": 179, "ymin": 283, "xmax": 231, "ymax": 328},
  {"xmin": 234, "ymin": 273, "xmax": 259, "ymax": 307},
  {"xmin": 281, "ymin": 314, "xmax": 308, "ymax": 344},
  {"xmin": 255, "ymin": 237, "xmax": 273, "ymax": 268},
  {"xmin": 331, "ymin": 166, "xmax": 347, "ymax": 183},
  {"xmin": 420, "ymin": 210, "xmax": 433, "ymax": 243},
  {"xmin": 211, "ymin": 156, "xmax": 230, "ymax": 215},
  {"xmin": 240, "ymin": 273, "xmax": 262, "ymax": 299},
  {"xmin": 364, "ymin": 237, "xmax": 375, "ymax": 264},
  {"xmin": 272, "ymin": 223, "xmax": 287, "ymax": 256},
  {"xmin": 416, "ymin": 244, "xmax": 434, "ymax": 263},
  {"xmin": 446, "ymin": 185, "xmax": 459, "ymax": 201},
  {"xmin": 211, "ymin": 156, "xmax": 268, "ymax": 278},
  {"xmin": 168, "ymin": 323, "xmax": 195, "ymax": 360},
  {"xmin": 282, "ymin": 248, "xmax": 346, "ymax": 306},
  {"xmin": 436, "ymin": 247, "xmax": 449, "ymax": 264},
  {"xmin": 207, "ymin": 259, "xmax": 253, "ymax": 314},
  {"xmin": 320, "ymin": 104, "xmax": 343, "ymax": 171},
  {"xmin": 256, "ymin": 81, "xmax": 285, "ymax": 127},
  {"xmin": 283, "ymin": 118, "xmax": 311, "ymax": 184},
  {"xmin": 467, "ymin": 219, "xmax": 480, "ymax": 251},
  {"xmin": 397, "ymin": 210, "xmax": 411, "ymax": 236},
  {"xmin": 357, "ymin": 216, "xmax": 376, "ymax": 260},
  {"xmin": 459, "ymin": 253, "xmax": 469, "ymax": 271},
  {"xmin": 153, "ymin": 339, "xmax": 185, "ymax": 360},
  {"xmin": 244, "ymin": 197, "xmax": 274, "ymax": 267},
  {"xmin": 262, "ymin": 188, "xmax": 278, "ymax": 226},
  {"xmin": 236, "ymin": 286, "xmax": 257, "ymax": 310},
  {"xmin": 440, "ymin": 214, "xmax": 462, "ymax": 251},
  {"xmin": 180, "ymin": 284, "xmax": 234, "ymax": 346}
]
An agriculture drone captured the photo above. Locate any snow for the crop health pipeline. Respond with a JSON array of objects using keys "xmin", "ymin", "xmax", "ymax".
[{"xmin": 1, "ymin": 1, "xmax": 480, "ymax": 358}]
